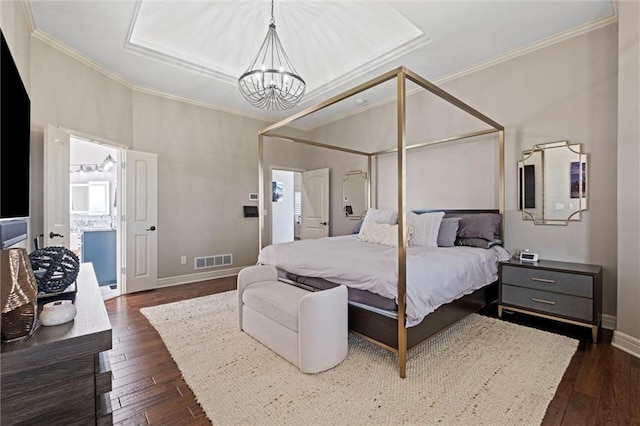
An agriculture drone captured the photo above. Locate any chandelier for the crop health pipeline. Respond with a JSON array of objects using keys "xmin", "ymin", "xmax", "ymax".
[{"xmin": 238, "ymin": 0, "xmax": 305, "ymax": 110}]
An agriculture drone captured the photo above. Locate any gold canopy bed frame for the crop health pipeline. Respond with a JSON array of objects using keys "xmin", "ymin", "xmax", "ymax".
[{"xmin": 257, "ymin": 66, "xmax": 505, "ymax": 378}]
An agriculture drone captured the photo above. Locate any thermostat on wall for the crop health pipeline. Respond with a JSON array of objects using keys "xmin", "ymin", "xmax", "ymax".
[
  {"xmin": 249, "ymin": 193, "xmax": 259, "ymax": 201},
  {"xmin": 520, "ymin": 252, "xmax": 539, "ymax": 262}
]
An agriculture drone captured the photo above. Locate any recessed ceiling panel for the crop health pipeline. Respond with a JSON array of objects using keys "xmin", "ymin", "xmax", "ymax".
[
  {"xmin": 127, "ymin": 1, "xmax": 428, "ymax": 97},
  {"xmin": 29, "ymin": 0, "xmax": 615, "ymax": 127}
]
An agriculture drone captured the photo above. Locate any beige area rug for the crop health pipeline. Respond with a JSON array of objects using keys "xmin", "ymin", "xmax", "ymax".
[{"xmin": 141, "ymin": 291, "xmax": 578, "ymax": 425}]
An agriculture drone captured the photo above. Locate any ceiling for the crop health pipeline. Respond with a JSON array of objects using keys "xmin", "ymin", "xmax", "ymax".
[{"xmin": 28, "ymin": 1, "xmax": 615, "ymax": 129}]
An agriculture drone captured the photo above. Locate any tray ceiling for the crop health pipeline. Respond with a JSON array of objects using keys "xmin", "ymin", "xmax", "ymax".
[{"xmin": 29, "ymin": 1, "xmax": 615, "ymax": 129}]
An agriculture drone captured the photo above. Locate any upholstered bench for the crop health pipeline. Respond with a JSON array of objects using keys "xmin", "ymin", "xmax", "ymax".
[{"xmin": 237, "ymin": 265, "xmax": 348, "ymax": 374}]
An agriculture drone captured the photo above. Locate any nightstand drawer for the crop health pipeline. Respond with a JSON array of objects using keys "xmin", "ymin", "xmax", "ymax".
[
  {"xmin": 502, "ymin": 265, "xmax": 593, "ymax": 298},
  {"xmin": 502, "ymin": 284, "xmax": 593, "ymax": 322}
]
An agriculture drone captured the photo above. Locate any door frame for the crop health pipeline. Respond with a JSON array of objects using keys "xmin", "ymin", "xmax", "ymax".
[
  {"xmin": 269, "ymin": 166, "xmax": 305, "ymax": 246},
  {"xmin": 55, "ymin": 127, "xmax": 127, "ymax": 293}
]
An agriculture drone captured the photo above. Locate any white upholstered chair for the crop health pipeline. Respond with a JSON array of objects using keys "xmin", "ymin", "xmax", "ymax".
[{"xmin": 238, "ymin": 265, "xmax": 348, "ymax": 374}]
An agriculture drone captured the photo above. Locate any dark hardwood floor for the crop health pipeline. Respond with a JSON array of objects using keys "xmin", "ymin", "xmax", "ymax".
[{"xmin": 105, "ymin": 278, "xmax": 639, "ymax": 425}]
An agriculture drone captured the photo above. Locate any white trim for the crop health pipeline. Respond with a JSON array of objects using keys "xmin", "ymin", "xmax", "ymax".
[
  {"xmin": 60, "ymin": 127, "xmax": 129, "ymax": 150},
  {"xmin": 434, "ymin": 14, "xmax": 618, "ymax": 87},
  {"xmin": 27, "ymin": 8, "xmax": 617, "ymax": 132},
  {"xmin": 31, "ymin": 29, "xmax": 133, "ymax": 88},
  {"xmin": 612, "ymin": 330, "xmax": 640, "ymax": 360},
  {"xmin": 602, "ymin": 314, "xmax": 617, "ymax": 330},
  {"xmin": 301, "ymin": 35, "xmax": 432, "ymax": 104},
  {"xmin": 303, "ymin": 14, "xmax": 618, "ymax": 131},
  {"xmin": 131, "ymin": 85, "xmax": 270, "ymax": 125},
  {"xmin": 21, "ymin": 0, "xmax": 36, "ymax": 33},
  {"xmin": 157, "ymin": 266, "xmax": 244, "ymax": 288}
]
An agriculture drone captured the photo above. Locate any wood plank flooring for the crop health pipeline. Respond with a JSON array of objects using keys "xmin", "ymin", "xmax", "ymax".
[{"xmin": 105, "ymin": 278, "xmax": 639, "ymax": 425}]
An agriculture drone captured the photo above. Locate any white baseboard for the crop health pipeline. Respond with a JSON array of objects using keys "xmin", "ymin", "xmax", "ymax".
[
  {"xmin": 601, "ymin": 314, "xmax": 617, "ymax": 330},
  {"xmin": 157, "ymin": 266, "xmax": 246, "ymax": 288},
  {"xmin": 612, "ymin": 330, "xmax": 640, "ymax": 360}
]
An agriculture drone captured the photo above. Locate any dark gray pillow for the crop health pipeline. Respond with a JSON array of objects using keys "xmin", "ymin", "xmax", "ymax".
[
  {"xmin": 351, "ymin": 219, "xmax": 364, "ymax": 234},
  {"xmin": 455, "ymin": 237, "xmax": 503, "ymax": 249},
  {"xmin": 457, "ymin": 213, "xmax": 502, "ymax": 241},
  {"xmin": 437, "ymin": 217, "xmax": 460, "ymax": 247}
]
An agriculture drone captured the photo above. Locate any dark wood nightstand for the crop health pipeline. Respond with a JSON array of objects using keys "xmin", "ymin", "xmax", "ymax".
[{"xmin": 498, "ymin": 259, "xmax": 602, "ymax": 342}]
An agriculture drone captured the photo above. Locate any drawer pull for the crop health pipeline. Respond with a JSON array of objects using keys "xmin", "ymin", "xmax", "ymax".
[
  {"xmin": 531, "ymin": 277, "xmax": 556, "ymax": 284},
  {"xmin": 531, "ymin": 297, "xmax": 556, "ymax": 305}
]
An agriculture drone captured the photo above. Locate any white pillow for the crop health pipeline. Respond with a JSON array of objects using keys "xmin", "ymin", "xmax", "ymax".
[
  {"xmin": 407, "ymin": 212, "xmax": 445, "ymax": 247},
  {"xmin": 358, "ymin": 208, "xmax": 397, "ymax": 238},
  {"xmin": 358, "ymin": 222, "xmax": 399, "ymax": 247}
]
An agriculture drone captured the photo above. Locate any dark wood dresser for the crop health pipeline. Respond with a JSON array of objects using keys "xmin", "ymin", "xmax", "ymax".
[
  {"xmin": 498, "ymin": 259, "xmax": 602, "ymax": 342},
  {"xmin": 1, "ymin": 263, "xmax": 113, "ymax": 425}
]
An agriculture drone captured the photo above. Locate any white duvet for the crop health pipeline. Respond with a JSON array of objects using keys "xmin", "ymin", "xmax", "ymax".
[{"xmin": 258, "ymin": 235, "xmax": 510, "ymax": 327}]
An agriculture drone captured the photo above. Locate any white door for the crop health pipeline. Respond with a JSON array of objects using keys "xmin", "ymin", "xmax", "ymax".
[
  {"xmin": 44, "ymin": 125, "xmax": 70, "ymax": 248},
  {"xmin": 301, "ymin": 168, "xmax": 329, "ymax": 239},
  {"xmin": 123, "ymin": 150, "xmax": 158, "ymax": 293}
]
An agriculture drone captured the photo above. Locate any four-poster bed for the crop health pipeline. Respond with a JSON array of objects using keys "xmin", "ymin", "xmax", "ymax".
[{"xmin": 257, "ymin": 66, "xmax": 505, "ymax": 378}]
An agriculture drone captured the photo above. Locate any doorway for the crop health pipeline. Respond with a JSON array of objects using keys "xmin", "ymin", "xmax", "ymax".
[
  {"xmin": 69, "ymin": 136, "xmax": 122, "ymax": 299},
  {"xmin": 271, "ymin": 169, "xmax": 302, "ymax": 244}
]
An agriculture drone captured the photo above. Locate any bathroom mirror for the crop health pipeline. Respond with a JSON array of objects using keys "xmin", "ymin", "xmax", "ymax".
[
  {"xmin": 343, "ymin": 170, "xmax": 368, "ymax": 220},
  {"xmin": 71, "ymin": 181, "xmax": 110, "ymax": 215},
  {"xmin": 518, "ymin": 141, "xmax": 588, "ymax": 225}
]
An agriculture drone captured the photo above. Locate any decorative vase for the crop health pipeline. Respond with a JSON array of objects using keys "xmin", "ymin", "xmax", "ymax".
[
  {"xmin": 29, "ymin": 246, "xmax": 80, "ymax": 294},
  {"xmin": 1, "ymin": 248, "xmax": 38, "ymax": 341}
]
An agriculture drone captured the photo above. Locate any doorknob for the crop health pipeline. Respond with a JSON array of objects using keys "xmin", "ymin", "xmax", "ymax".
[
  {"xmin": 146, "ymin": 226, "xmax": 156, "ymax": 231},
  {"xmin": 49, "ymin": 232, "xmax": 64, "ymax": 239},
  {"xmin": 320, "ymin": 222, "xmax": 329, "ymax": 226}
]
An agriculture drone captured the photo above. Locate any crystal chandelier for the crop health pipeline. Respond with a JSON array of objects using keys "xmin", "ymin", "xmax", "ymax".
[{"xmin": 238, "ymin": 0, "xmax": 305, "ymax": 110}]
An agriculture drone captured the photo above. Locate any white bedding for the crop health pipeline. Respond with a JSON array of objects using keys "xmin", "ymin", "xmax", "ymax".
[{"xmin": 258, "ymin": 235, "xmax": 510, "ymax": 327}]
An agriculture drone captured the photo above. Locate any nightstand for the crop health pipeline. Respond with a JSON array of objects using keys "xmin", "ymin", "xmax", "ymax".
[{"xmin": 498, "ymin": 259, "xmax": 602, "ymax": 342}]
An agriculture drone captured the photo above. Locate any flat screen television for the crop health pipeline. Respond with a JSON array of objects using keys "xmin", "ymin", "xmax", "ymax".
[
  {"xmin": 1, "ymin": 30, "xmax": 31, "ymax": 220},
  {"xmin": 0, "ymin": 30, "xmax": 30, "ymax": 249}
]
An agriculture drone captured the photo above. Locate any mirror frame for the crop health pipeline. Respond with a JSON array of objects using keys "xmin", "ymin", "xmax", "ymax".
[
  {"xmin": 343, "ymin": 170, "xmax": 368, "ymax": 220},
  {"xmin": 518, "ymin": 140, "xmax": 589, "ymax": 225}
]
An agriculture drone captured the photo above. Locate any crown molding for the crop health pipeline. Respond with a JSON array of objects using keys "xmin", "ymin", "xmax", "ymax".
[
  {"xmin": 131, "ymin": 84, "xmax": 272, "ymax": 125},
  {"xmin": 303, "ymin": 12, "xmax": 618, "ymax": 131},
  {"xmin": 29, "ymin": 3, "xmax": 617, "ymax": 133},
  {"xmin": 435, "ymin": 13, "xmax": 618, "ymax": 87},
  {"xmin": 29, "ymin": 28, "xmax": 283, "ymax": 126},
  {"xmin": 123, "ymin": 0, "xmax": 237, "ymax": 86},
  {"xmin": 21, "ymin": 0, "xmax": 36, "ymax": 33},
  {"xmin": 302, "ymin": 35, "xmax": 432, "ymax": 104},
  {"xmin": 31, "ymin": 29, "xmax": 134, "ymax": 89},
  {"xmin": 123, "ymin": 42, "xmax": 238, "ymax": 85}
]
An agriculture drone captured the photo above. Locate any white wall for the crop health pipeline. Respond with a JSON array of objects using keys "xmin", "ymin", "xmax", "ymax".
[
  {"xmin": 132, "ymin": 90, "xmax": 271, "ymax": 277},
  {"xmin": 271, "ymin": 170, "xmax": 294, "ymax": 244},
  {"xmin": 615, "ymin": 0, "xmax": 640, "ymax": 354},
  {"xmin": 310, "ymin": 24, "xmax": 619, "ymax": 316},
  {"xmin": 29, "ymin": 37, "xmax": 134, "ymax": 248}
]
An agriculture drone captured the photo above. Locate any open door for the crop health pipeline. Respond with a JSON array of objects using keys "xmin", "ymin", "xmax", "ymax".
[
  {"xmin": 301, "ymin": 168, "xmax": 329, "ymax": 239},
  {"xmin": 123, "ymin": 150, "xmax": 158, "ymax": 293},
  {"xmin": 44, "ymin": 125, "xmax": 70, "ymax": 248}
]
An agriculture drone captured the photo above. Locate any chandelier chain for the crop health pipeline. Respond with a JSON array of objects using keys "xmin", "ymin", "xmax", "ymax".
[{"xmin": 270, "ymin": 0, "xmax": 275, "ymax": 24}]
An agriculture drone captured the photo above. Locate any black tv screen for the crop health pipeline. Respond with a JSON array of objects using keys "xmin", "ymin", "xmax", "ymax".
[{"xmin": 1, "ymin": 30, "xmax": 31, "ymax": 219}]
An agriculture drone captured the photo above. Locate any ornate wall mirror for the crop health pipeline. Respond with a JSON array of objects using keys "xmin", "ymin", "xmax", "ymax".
[
  {"xmin": 343, "ymin": 170, "xmax": 368, "ymax": 220},
  {"xmin": 518, "ymin": 141, "xmax": 588, "ymax": 225}
]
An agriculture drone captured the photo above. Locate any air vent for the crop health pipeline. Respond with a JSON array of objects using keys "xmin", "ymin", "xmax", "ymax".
[{"xmin": 194, "ymin": 254, "xmax": 233, "ymax": 270}]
